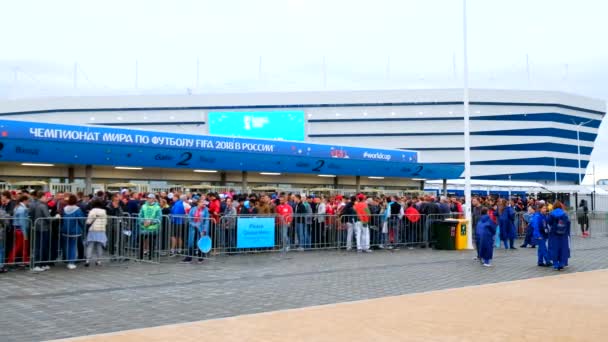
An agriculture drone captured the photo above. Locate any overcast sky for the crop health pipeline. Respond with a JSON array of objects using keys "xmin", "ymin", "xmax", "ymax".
[{"xmin": 1, "ymin": 0, "xmax": 607, "ymax": 182}]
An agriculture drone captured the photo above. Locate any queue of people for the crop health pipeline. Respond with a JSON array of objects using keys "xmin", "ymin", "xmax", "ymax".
[{"xmin": 0, "ymin": 187, "xmax": 584, "ymax": 273}]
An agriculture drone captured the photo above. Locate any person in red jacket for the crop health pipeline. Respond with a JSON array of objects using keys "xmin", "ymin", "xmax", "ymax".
[
  {"xmin": 353, "ymin": 194, "xmax": 372, "ymax": 253},
  {"xmin": 276, "ymin": 195, "xmax": 293, "ymax": 251},
  {"xmin": 207, "ymin": 193, "xmax": 221, "ymax": 224},
  {"xmin": 405, "ymin": 201, "xmax": 421, "ymax": 246},
  {"xmin": 207, "ymin": 193, "xmax": 221, "ymax": 247}
]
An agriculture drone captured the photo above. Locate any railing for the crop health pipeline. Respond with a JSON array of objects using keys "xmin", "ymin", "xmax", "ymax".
[{"xmin": 3, "ymin": 211, "xmax": 606, "ymax": 270}]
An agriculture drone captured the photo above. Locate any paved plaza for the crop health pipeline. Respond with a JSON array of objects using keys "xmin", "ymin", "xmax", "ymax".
[
  {"xmin": 1, "ymin": 236, "xmax": 608, "ymax": 342},
  {"xmin": 57, "ymin": 270, "xmax": 608, "ymax": 342}
]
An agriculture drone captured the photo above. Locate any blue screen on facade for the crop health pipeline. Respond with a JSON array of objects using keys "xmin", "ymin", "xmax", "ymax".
[
  {"xmin": 236, "ymin": 217, "xmax": 276, "ymax": 248},
  {"xmin": 208, "ymin": 111, "xmax": 305, "ymax": 141}
]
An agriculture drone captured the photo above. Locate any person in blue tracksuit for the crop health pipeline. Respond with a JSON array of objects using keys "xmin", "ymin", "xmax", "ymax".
[
  {"xmin": 477, "ymin": 208, "xmax": 497, "ymax": 267},
  {"xmin": 498, "ymin": 199, "xmax": 516, "ymax": 250},
  {"xmin": 530, "ymin": 204, "xmax": 552, "ymax": 267},
  {"xmin": 547, "ymin": 201, "xmax": 570, "ymax": 271}
]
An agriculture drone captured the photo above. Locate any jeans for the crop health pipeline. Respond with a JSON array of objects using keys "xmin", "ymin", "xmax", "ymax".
[
  {"xmin": 296, "ymin": 223, "xmax": 310, "ymax": 249},
  {"xmin": 535, "ymin": 237, "xmax": 550, "ymax": 265},
  {"xmin": 345, "ymin": 222, "xmax": 355, "ymax": 249},
  {"xmin": 355, "ymin": 222, "xmax": 370, "ymax": 251},
  {"xmin": 282, "ymin": 222, "xmax": 290, "ymax": 249},
  {"xmin": 185, "ymin": 229, "xmax": 203, "ymax": 260},
  {"xmin": 86, "ymin": 241, "xmax": 104, "ymax": 262},
  {"xmin": 61, "ymin": 235, "xmax": 79, "ymax": 263},
  {"xmin": 389, "ymin": 218, "xmax": 400, "ymax": 247},
  {"xmin": 34, "ymin": 230, "xmax": 50, "ymax": 265},
  {"xmin": 523, "ymin": 226, "xmax": 535, "ymax": 247},
  {"xmin": 503, "ymin": 238, "xmax": 515, "ymax": 249},
  {"xmin": 7, "ymin": 229, "xmax": 29, "ymax": 264}
]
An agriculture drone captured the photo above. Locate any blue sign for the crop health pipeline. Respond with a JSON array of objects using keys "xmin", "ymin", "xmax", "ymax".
[
  {"xmin": 0, "ymin": 119, "xmax": 417, "ymax": 163},
  {"xmin": 0, "ymin": 119, "xmax": 465, "ymax": 179},
  {"xmin": 236, "ymin": 217, "xmax": 276, "ymax": 248},
  {"xmin": 208, "ymin": 111, "xmax": 305, "ymax": 141}
]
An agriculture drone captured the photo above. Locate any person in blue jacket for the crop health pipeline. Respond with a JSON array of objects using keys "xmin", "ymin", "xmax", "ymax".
[
  {"xmin": 530, "ymin": 204, "xmax": 552, "ymax": 267},
  {"xmin": 60, "ymin": 195, "xmax": 85, "ymax": 270},
  {"xmin": 477, "ymin": 208, "xmax": 497, "ymax": 267},
  {"xmin": 546, "ymin": 201, "xmax": 570, "ymax": 271},
  {"xmin": 183, "ymin": 198, "xmax": 210, "ymax": 263},
  {"xmin": 498, "ymin": 199, "xmax": 516, "ymax": 250}
]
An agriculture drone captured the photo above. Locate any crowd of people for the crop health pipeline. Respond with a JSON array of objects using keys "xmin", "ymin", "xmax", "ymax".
[
  {"xmin": 0, "ymin": 188, "xmax": 587, "ymax": 273},
  {"xmin": 472, "ymin": 196, "xmax": 587, "ymax": 270}
]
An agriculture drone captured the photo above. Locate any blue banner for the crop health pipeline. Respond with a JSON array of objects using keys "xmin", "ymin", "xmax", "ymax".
[
  {"xmin": 236, "ymin": 217, "xmax": 276, "ymax": 248},
  {"xmin": 0, "ymin": 119, "xmax": 465, "ymax": 179},
  {"xmin": 0, "ymin": 119, "xmax": 417, "ymax": 163}
]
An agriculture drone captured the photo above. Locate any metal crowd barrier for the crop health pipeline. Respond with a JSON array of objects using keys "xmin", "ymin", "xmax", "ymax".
[
  {"xmin": 5, "ymin": 210, "xmax": 606, "ymax": 271},
  {"xmin": 27, "ymin": 216, "xmax": 162, "ymax": 269}
]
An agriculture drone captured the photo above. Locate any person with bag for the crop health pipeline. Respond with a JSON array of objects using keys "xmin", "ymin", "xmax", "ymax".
[
  {"xmin": 530, "ymin": 204, "xmax": 552, "ymax": 267},
  {"xmin": 183, "ymin": 198, "xmax": 209, "ymax": 263},
  {"xmin": 576, "ymin": 200, "xmax": 589, "ymax": 237},
  {"xmin": 547, "ymin": 201, "xmax": 570, "ymax": 271},
  {"xmin": 498, "ymin": 199, "xmax": 516, "ymax": 250},
  {"xmin": 61, "ymin": 195, "xmax": 85, "ymax": 270},
  {"xmin": 477, "ymin": 208, "xmax": 497, "ymax": 267},
  {"xmin": 385, "ymin": 196, "xmax": 403, "ymax": 250},
  {"xmin": 520, "ymin": 206, "xmax": 537, "ymax": 248},
  {"xmin": 105, "ymin": 193, "xmax": 124, "ymax": 258},
  {"xmin": 341, "ymin": 196, "xmax": 357, "ymax": 251},
  {"xmin": 85, "ymin": 200, "xmax": 108, "ymax": 267}
]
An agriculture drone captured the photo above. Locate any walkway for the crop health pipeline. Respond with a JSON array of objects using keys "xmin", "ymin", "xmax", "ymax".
[
  {"xmin": 57, "ymin": 269, "xmax": 608, "ymax": 341},
  {"xmin": 0, "ymin": 236, "xmax": 606, "ymax": 341}
]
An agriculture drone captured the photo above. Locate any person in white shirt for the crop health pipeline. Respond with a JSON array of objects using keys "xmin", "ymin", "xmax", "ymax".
[{"xmin": 316, "ymin": 197, "xmax": 327, "ymax": 247}]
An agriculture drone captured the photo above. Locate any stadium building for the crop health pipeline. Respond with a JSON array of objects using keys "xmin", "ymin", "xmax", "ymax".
[{"xmin": 0, "ymin": 88, "xmax": 605, "ymax": 185}]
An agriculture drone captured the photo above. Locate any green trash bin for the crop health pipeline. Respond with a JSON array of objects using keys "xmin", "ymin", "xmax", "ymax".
[{"xmin": 433, "ymin": 219, "xmax": 459, "ymax": 250}]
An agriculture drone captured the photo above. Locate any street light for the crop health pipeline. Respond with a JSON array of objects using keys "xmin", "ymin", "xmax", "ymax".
[
  {"xmin": 571, "ymin": 118, "xmax": 594, "ymax": 185},
  {"xmin": 462, "ymin": 0, "xmax": 473, "ymax": 250},
  {"xmin": 585, "ymin": 164, "xmax": 596, "ymax": 212}
]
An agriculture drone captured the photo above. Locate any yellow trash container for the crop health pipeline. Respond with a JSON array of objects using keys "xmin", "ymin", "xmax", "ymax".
[{"xmin": 455, "ymin": 219, "xmax": 469, "ymax": 250}]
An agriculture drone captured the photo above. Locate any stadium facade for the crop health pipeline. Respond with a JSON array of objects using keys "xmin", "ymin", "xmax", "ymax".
[{"xmin": 0, "ymin": 88, "xmax": 605, "ymax": 184}]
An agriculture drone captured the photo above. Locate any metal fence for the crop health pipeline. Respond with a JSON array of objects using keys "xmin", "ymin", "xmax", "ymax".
[
  {"xmin": 26, "ymin": 216, "xmax": 162, "ymax": 269},
  {"xmin": 3, "ymin": 210, "xmax": 607, "ymax": 270}
]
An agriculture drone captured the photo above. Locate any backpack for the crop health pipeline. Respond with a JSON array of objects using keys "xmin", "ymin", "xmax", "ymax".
[
  {"xmin": 554, "ymin": 216, "xmax": 568, "ymax": 235},
  {"xmin": 576, "ymin": 207, "xmax": 586, "ymax": 219}
]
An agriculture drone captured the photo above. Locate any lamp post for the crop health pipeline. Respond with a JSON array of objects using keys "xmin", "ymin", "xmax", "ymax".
[
  {"xmin": 462, "ymin": 0, "xmax": 473, "ymax": 250},
  {"xmin": 571, "ymin": 118, "xmax": 594, "ymax": 185},
  {"xmin": 585, "ymin": 164, "xmax": 596, "ymax": 212}
]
